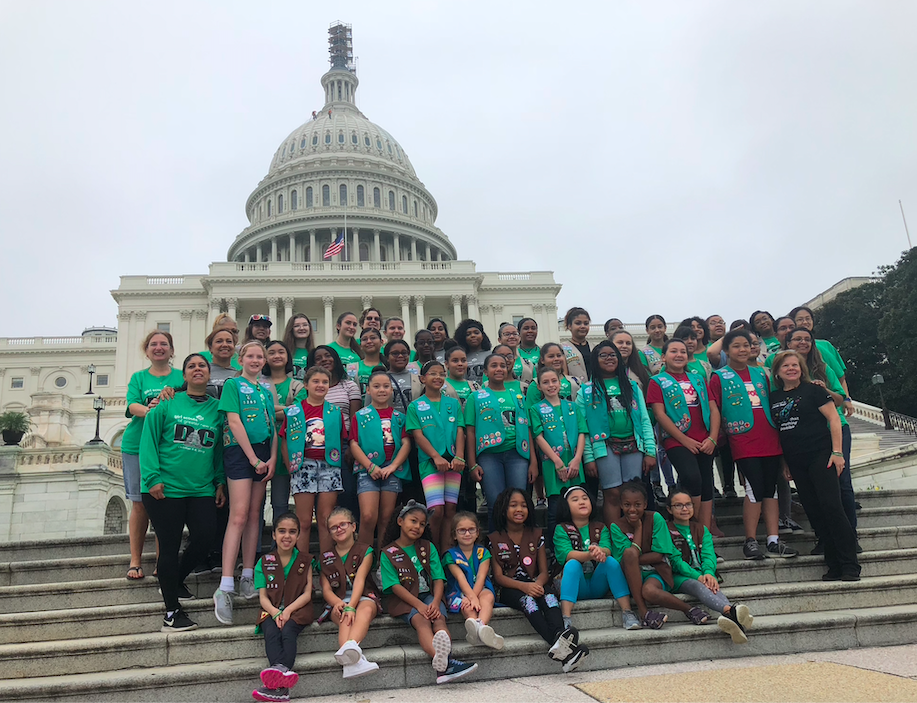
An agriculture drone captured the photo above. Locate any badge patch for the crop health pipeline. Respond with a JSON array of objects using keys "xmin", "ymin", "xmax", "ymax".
[{"xmin": 523, "ymin": 556, "xmax": 533, "ymax": 566}]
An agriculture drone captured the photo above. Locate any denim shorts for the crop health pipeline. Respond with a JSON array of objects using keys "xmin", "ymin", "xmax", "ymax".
[
  {"xmin": 223, "ymin": 441, "xmax": 273, "ymax": 481},
  {"xmin": 355, "ymin": 470, "xmax": 402, "ymax": 495},
  {"xmin": 400, "ymin": 592, "xmax": 448, "ymax": 624},
  {"xmin": 122, "ymin": 453, "xmax": 142, "ymax": 502},
  {"xmin": 291, "ymin": 458, "xmax": 343, "ymax": 494}
]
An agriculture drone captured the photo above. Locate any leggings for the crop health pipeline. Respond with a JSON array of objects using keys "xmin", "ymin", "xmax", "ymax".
[
  {"xmin": 653, "ymin": 426, "xmax": 676, "ymax": 487},
  {"xmin": 839, "ymin": 426, "xmax": 857, "ymax": 530},
  {"xmin": 560, "ymin": 558, "xmax": 630, "ymax": 603},
  {"xmin": 141, "ymin": 494, "xmax": 217, "ymax": 612},
  {"xmin": 270, "ymin": 473, "xmax": 291, "ymax": 521},
  {"xmin": 666, "ymin": 447, "xmax": 715, "ymax": 501},
  {"xmin": 676, "ymin": 577, "xmax": 731, "ymax": 613},
  {"xmin": 262, "ymin": 616, "xmax": 306, "ymax": 670},
  {"xmin": 500, "ymin": 586, "xmax": 564, "ymax": 644},
  {"xmin": 715, "ymin": 443, "xmax": 737, "ymax": 493},
  {"xmin": 778, "ymin": 473, "xmax": 792, "ymax": 520}
]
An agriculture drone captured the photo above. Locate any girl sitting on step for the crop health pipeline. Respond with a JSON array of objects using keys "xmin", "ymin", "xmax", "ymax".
[{"xmin": 663, "ymin": 488, "xmax": 754, "ymax": 643}]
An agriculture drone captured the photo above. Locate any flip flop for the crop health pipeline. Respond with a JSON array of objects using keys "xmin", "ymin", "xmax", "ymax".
[{"xmin": 126, "ymin": 566, "xmax": 145, "ymax": 581}]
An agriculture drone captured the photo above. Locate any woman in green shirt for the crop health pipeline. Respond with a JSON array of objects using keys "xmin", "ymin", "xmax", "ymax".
[
  {"xmin": 330, "ymin": 312, "xmax": 364, "ymax": 368},
  {"xmin": 282, "ymin": 313, "xmax": 315, "ymax": 381},
  {"xmin": 750, "ymin": 310, "xmax": 781, "ymax": 355},
  {"xmin": 123, "ymin": 330, "xmax": 185, "ymax": 581},
  {"xmin": 140, "ymin": 353, "xmax": 226, "ymax": 632},
  {"xmin": 517, "ymin": 318, "xmax": 540, "ymax": 365},
  {"xmin": 641, "ymin": 315, "xmax": 668, "ymax": 376},
  {"xmin": 497, "ymin": 323, "xmax": 534, "ymax": 392},
  {"xmin": 198, "ymin": 314, "xmax": 241, "ymax": 371}
]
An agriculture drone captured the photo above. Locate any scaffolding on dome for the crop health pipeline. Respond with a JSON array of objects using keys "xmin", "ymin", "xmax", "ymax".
[{"xmin": 328, "ymin": 21, "xmax": 354, "ymax": 72}]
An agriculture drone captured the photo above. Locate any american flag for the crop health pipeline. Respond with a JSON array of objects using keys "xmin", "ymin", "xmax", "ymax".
[{"xmin": 324, "ymin": 230, "xmax": 345, "ymax": 259}]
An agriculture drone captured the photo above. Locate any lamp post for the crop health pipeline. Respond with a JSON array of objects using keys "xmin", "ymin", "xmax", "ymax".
[
  {"xmin": 85, "ymin": 364, "xmax": 96, "ymax": 395},
  {"xmin": 89, "ymin": 396, "xmax": 106, "ymax": 444},
  {"xmin": 871, "ymin": 374, "xmax": 892, "ymax": 430}
]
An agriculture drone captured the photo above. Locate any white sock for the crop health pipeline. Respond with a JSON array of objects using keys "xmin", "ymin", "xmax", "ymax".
[
  {"xmin": 166, "ymin": 610, "xmax": 175, "ymax": 619},
  {"xmin": 767, "ymin": 535, "xmax": 778, "ymax": 545},
  {"xmin": 242, "ymin": 568, "xmax": 254, "ymax": 580},
  {"xmin": 220, "ymin": 576, "xmax": 235, "ymax": 591}
]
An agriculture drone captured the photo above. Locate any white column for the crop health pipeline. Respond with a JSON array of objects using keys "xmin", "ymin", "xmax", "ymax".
[
  {"xmin": 271, "ymin": 238, "xmax": 278, "ymax": 262},
  {"xmin": 373, "ymin": 229, "xmax": 381, "ymax": 262},
  {"xmin": 180, "ymin": 310, "xmax": 194, "ymax": 359},
  {"xmin": 467, "ymin": 295, "xmax": 479, "ymax": 321},
  {"xmin": 288, "ymin": 234, "xmax": 296, "ymax": 262},
  {"xmin": 309, "ymin": 229, "xmax": 317, "ymax": 263},
  {"xmin": 267, "ymin": 297, "xmax": 278, "ymax": 325},
  {"xmin": 361, "ymin": 295, "xmax": 373, "ymax": 312},
  {"xmin": 400, "ymin": 295, "xmax": 412, "ymax": 340},
  {"xmin": 256, "ymin": 243, "xmax": 263, "ymax": 263},
  {"xmin": 393, "ymin": 234, "xmax": 401, "ymax": 262},
  {"xmin": 114, "ymin": 310, "xmax": 133, "ymax": 390},
  {"xmin": 410, "ymin": 239, "xmax": 418, "ymax": 261},
  {"xmin": 452, "ymin": 294, "xmax": 463, "ymax": 329},
  {"xmin": 352, "ymin": 228, "xmax": 360, "ymax": 262},
  {"xmin": 545, "ymin": 303, "xmax": 560, "ymax": 342},
  {"xmin": 244, "ymin": 250, "xmax": 251, "ymax": 262},
  {"xmin": 480, "ymin": 304, "xmax": 493, "ymax": 339},
  {"xmin": 414, "ymin": 295, "xmax": 425, "ymax": 333},
  {"xmin": 425, "ymin": 243, "xmax": 431, "ymax": 262},
  {"xmin": 283, "ymin": 297, "xmax": 294, "ymax": 330},
  {"xmin": 226, "ymin": 297, "xmax": 237, "ymax": 323},
  {"xmin": 195, "ymin": 309, "xmax": 209, "ymax": 351},
  {"xmin": 208, "ymin": 298, "xmax": 222, "ymax": 330},
  {"xmin": 323, "ymin": 296, "xmax": 334, "ymax": 344}
]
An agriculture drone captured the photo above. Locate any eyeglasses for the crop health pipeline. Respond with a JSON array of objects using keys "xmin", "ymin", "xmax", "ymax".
[
  {"xmin": 329, "ymin": 521, "xmax": 353, "ymax": 532},
  {"xmin": 502, "ymin": 331, "xmax": 520, "ymax": 337},
  {"xmin": 671, "ymin": 503, "xmax": 693, "ymax": 510},
  {"xmin": 456, "ymin": 527, "xmax": 478, "ymax": 535},
  {"xmin": 389, "ymin": 350, "xmax": 409, "ymax": 356},
  {"xmin": 597, "ymin": 353, "xmax": 617, "ymax": 361},
  {"xmin": 293, "ymin": 324, "xmax": 310, "ymax": 331}
]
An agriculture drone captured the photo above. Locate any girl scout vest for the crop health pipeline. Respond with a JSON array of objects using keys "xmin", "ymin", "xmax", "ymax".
[
  {"xmin": 534, "ymin": 399, "xmax": 580, "ymax": 460},
  {"xmin": 319, "ymin": 542, "xmax": 381, "ymax": 611},
  {"xmin": 410, "ymin": 395, "xmax": 461, "ymax": 464},
  {"xmin": 471, "ymin": 388, "xmax": 530, "ymax": 458},
  {"xmin": 580, "ymin": 380, "xmax": 641, "ymax": 444},
  {"xmin": 612, "ymin": 512, "xmax": 674, "ymax": 588},
  {"xmin": 225, "ymin": 377, "xmax": 274, "ymax": 446},
  {"xmin": 256, "ymin": 549, "xmax": 314, "ymax": 627},
  {"xmin": 713, "ymin": 366, "xmax": 775, "ymax": 435},
  {"xmin": 642, "ymin": 346, "xmax": 664, "ymax": 375},
  {"xmin": 665, "ymin": 519, "xmax": 707, "ymax": 571},
  {"xmin": 654, "ymin": 371, "xmax": 711, "ymax": 435},
  {"xmin": 382, "ymin": 539, "xmax": 435, "ymax": 617},
  {"xmin": 444, "ymin": 545, "xmax": 495, "ymax": 607},
  {"xmin": 283, "ymin": 401, "xmax": 344, "ymax": 470},
  {"xmin": 353, "ymin": 406, "xmax": 409, "ymax": 479},
  {"xmin": 562, "ymin": 521, "xmax": 605, "ymax": 551},
  {"xmin": 489, "ymin": 528, "xmax": 543, "ymax": 582},
  {"xmin": 561, "ymin": 341, "xmax": 588, "ymax": 382}
]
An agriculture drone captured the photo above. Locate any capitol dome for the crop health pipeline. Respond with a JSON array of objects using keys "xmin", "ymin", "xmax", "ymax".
[{"xmin": 227, "ymin": 24, "xmax": 455, "ymax": 264}]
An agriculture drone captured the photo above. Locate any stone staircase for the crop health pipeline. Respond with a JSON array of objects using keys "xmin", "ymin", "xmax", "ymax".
[{"xmin": 0, "ymin": 491, "xmax": 916, "ymax": 701}]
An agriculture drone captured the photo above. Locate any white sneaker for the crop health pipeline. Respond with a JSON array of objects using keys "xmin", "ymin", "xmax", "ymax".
[
  {"xmin": 476, "ymin": 621, "xmax": 504, "ymax": 650},
  {"xmin": 334, "ymin": 639, "xmax": 362, "ymax": 666},
  {"xmin": 343, "ymin": 655, "xmax": 379, "ymax": 679},
  {"xmin": 239, "ymin": 576, "xmax": 257, "ymax": 600},
  {"xmin": 464, "ymin": 618, "xmax": 480, "ymax": 645},
  {"xmin": 431, "ymin": 630, "xmax": 451, "ymax": 672}
]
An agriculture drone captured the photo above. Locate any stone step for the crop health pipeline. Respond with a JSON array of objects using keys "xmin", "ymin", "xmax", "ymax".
[
  {"xmin": 713, "ymin": 525, "xmax": 917, "ymax": 560},
  {"xmin": 0, "ymin": 533, "xmax": 157, "ymax": 562},
  {"xmin": 710, "ymin": 489, "xmax": 917, "ymax": 519},
  {"xmin": 1, "ymin": 572, "xmax": 914, "ymax": 681},
  {"xmin": 0, "ymin": 603, "xmax": 914, "ymax": 701},
  {"xmin": 714, "ymin": 505, "xmax": 917, "ymax": 536}
]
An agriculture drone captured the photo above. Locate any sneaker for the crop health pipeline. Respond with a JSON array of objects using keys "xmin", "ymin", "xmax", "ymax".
[
  {"xmin": 161, "ymin": 609, "xmax": 198, "ymax": 633},
  {"xmin": 811, "ymin": 540, "xmax": 825, "ymax": 555},
  {"xmin": 743, "ymin": 538, "xmax": 765, "ymax": 561},
  {"xmin": 548, "ymin": 626, "xmax": 579, "ymax": 660},
  {"xmin": 622, "ymin": 610, "xmax": 642, "ymax": 630},
  {"xmin": 777, "ymin": 518, "xmax": 794, "ymax": 535},
  {"xmin": 652, "ymin": 483, "xmax": 667, "ymax": 504},
  {"xmin": 716, "ymin": 553, "xmax": 725, "ymax": 564},
  {"xmin": 436, "ymin": 658, "xmax": 478, "ymax": 684},
  {"xmin": 734, "ymin": 603, "xmax": 753, "ymax": 630},
  {"xmin": 431, "ymin": 630, "xmax": 451, "ymax": 673},
  {"xmin": 252, "ymin": 686, "xmax": 289, "ymax": 702},
  {"xmin": 343, "ymin": 655, "xmax": 379, "ymax": 678},
  {"xmin": 562, "ymin": 643, "xmax": 590, "ymax": 673},
  {"xmin": 239, "ymin": 576, "xmax": 257, "ymax": 600},
  {"xmin": 464, "ymin": 617, "xmax": 480, "ymax": 645},
  {"xmin": 260, "ymin": 664, "xmax": 298, "ymax": 690},
  {"xmin": 536, "ymin": 498, "xmax": 547, "ymax": 508},
  {"xmin": 856, "ymin": 541, "xmax": 863, "ymax": 554},
  {"xmin": 476, "ymin": 621, "xmax": 504, "ymax": 650},
  {"xmin": 842, "ymin": 572, "xmax": 861, "ymax": 582},
  {"xmin": 784, "ymin": 517, "xmax": 805, "ymax": 533},
  {"xmin": 713, "ymin": 487, "xmax": 723, "ymax": 499},
  {"xmin": 724, "ymin": 487, "xmax": 738, "ymax": 499},
  {"xmin": 213, "ymin": 588, "xmax": 234, "ymax": 625},
  {"xmin": 157, "ymin": 583, "xmax": 195, "ymax": 602},
  {"xmin": 334, "ymin": 639, "xmax": 362, "ymax": 666},
  {"xmin": 766, "ymin": 540, "xmax": 798, "ymax": 558},
  {"xmin": 717, "ymin": 611, "xmax": 748, "ymax": 644},
  {"xmin": 822, "ymin": 570, "xmax": 842, "ymax": 582}
]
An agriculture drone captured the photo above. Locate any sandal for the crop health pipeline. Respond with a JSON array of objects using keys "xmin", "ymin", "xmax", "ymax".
[
  {"xmin": 126, "ymin": 566, "xmax": 145, "ymax": 581},
  {"xmin": 687, "ymin": 606, "xmax": 709, "ymax": 625},
  {"xmin": 642, "ymin": 610, "xmax": 667, "ymax": 630}
]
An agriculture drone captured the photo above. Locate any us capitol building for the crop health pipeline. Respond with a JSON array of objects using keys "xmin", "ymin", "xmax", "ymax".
[{"xmin": 0, "ymin": 23, "xmax": 563, "ymax": 540}]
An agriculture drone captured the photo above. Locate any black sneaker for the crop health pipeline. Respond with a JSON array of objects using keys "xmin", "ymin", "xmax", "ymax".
[
  {"xmin": 822, "ymin": 570, "xmax": 842, "ymax": 581},
  {"xmin": 766, "ymin": 540, "xmax": 798, "ymax": 558},
  {"xmin": 856, "ymin": 541, "xmax": 863, "ymax": 554},
  {"xmin": 158, "ymin": 583, "xmax": 196, "ymax": 602},
  {"xmin": 724, "ymin": 487, "xmax": 738, "ymax": 499},
  {"xmin": 652, "ymin": 484, "xmax": 667, "ymax": 504},
  {"xmin": 436, "ymin": 659, "xmax": 478, "ymax": 684},
  {"xmin": 161, "ymin": 609, "xmax": 198, "ymax": 633},
  {"xmin": 562, "ymin": 643, "xmax": 590, "ymax": 673},
  {"xmin": 743, "ymin": 538, "xmax": 765, "ymax": 561},
  {"xmin": 811, "ymin": 540, "xmax": 825, "ymax": 555},
  {"xmin": 548, "ymin": 626, "xmax": 579, "ymax": 661}
]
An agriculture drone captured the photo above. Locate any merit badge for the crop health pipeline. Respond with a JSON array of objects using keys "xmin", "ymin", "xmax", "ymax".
[
  {"xmin": 240, "ymin": 385, "xmax": 254, "ymax": 394},
  {"xmin": 268, "ymin": 574, "xmax": 275, "ymax": 582},
  {"xmin": 330, "ymin": 448, "xmax": 341, "ymax": 462},
  {"xmin": 523, "ymin": 556, "xmax": 533, "ymax": 566},
  {"xmin": 286, "ymin": 404, "xmax": 301, "ymax": 416}
]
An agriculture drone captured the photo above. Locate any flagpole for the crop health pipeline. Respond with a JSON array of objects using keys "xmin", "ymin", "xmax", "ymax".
[{"xmin": 343, "ymin": 200, "xmax": 347, "ymax": 261}]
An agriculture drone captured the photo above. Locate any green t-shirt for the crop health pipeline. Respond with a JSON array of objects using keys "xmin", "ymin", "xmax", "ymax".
[
  {"xmin": 253, "ymin": 547, "xmax": 305, "ymax": 634},
  {"xmin": 686, "ymin": 359, "xmax": 711, "ymax": 380},
  {"xmin": 446, "ymin": 378, "xmax": 474, "ymax": 407},
  {"xmin": 603, "ymin": 378, "xmax": 634, "ymax": 439},
  {"xmin": 760, "ymin": 336, "xmax": 781, "ymax": 354},
  {"xmin": 608, "ymin": 512, "xmax": 691, "ymax": 585},
  {"xmin": 292, "ymin": 348, "xmax": 310, "ymax": 381},
  {"xmin": 139, "ymin": 392, "xmax": 224, "ymax": 497},
  {"xmin": 349, "ymin": 359, "xmax": 378, "ymax": 394},
  {"xmin": 218, "ymin": 377, "xmax": 275, "ymax": 447},
  {"xmin": 672, "ymin": 522, "xmax": 717, "ymax": 584},
  {"xmin": 816, "ymin": 339, "xmax": 847, "ymax": 381},
  {"xmin": 636, "ymin": 349, "xmax": 649, "ymax": 368},
  {"xmin": 464, "ymin": 387, "xmax": 520, "ymax": 453},
  {"xmin": 407, "ymin": 399, "xmax": 466, "ymax": 479},
  {"xmin": 328, "ymin": 341, "xmax": 361, "ymax": 367},
  {"xmin": 199, "ymin": 350, "xmax": 242, "ymax": 371},
  {"xmin": 122, "ymin": 367, "xmax": 186, "ymax": 455},
  {"xmin": 518, "ymin": 346, "xmax": 540, "ymax": 364},
  {"xmin": 381, "ymin": 542, "xmax": 445, "ymax": 595},
  {"xmin": 529, "ymin": 401, "xmax": 587, "ymax": 496},
  {"xmin": 525, "ymin": 374, "xmax": 574, "ymax": 408},
  {"xmin": 553, "ymin": 523, "xmax": 613, "ymax": 575}
]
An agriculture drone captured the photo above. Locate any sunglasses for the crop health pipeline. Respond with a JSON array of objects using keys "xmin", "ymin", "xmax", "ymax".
[{"xmin": 249, "ymin": 314, "xmax": 271, "ymax": 323}]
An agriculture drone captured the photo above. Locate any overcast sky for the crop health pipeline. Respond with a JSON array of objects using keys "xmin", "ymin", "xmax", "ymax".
[{"xmin": 1, "ymin": 1, "xmax": 915, "ymax": 337}]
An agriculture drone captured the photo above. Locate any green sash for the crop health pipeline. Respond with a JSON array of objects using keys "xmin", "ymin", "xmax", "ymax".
[
  {"xmin": 409, "ymin": 396, "xmax": 461, "ymax": 465},
  {"xmin": 471, "ymin": 388, "xmax": 530, "ymax": 458},
  {"xmin": 225, "ymin": 377, "xmax": 273, "ymax": 446},
  {"xmin": 654, "ymin": 371, "xmax": 711, "ymax": 434},
  {"xmin": 714, "ymin": 366, "xmax": 775, "ymax": 435},
  {"xmin": 283, "ymin": 401, "xmax": 343, "ymax": 469},
  {"xmin": 581, "ymin": 380, "xmax": 643, "ymax": 443},
  {"xmin": 534, "ymin": 399, "xmax": 579, "ymax": 461},
  {"xmin": 353, "ymin": 406, "xmax": 409, "ymax": 480}
]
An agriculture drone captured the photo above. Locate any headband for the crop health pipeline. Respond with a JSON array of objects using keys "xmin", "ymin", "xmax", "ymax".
[
  {"xmin": 399, "ymin": 499, "xmax": 431, "ymax": 518},
  {"xmin": 563, "ymin": 486, "xmax": 588, "ymax": 500}
]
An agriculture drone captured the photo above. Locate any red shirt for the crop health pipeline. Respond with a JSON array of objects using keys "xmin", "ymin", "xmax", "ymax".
[
  {"xmin": 708, "ymin": 368, "xmax": 781, "ymax": 460},
  {"xmin": 349, "ymin": 407, "xmax": 407, "ymax": 463},
  {"xmin": 280, "ymin": 401, "xmax": 347, "ymax": 461},
  {"xmin": 647, "ymin": 373, "xmax": 709, "ymax": 451}
]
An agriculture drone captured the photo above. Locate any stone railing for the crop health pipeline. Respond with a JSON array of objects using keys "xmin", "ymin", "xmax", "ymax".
[
  {"xmin": 0, "ymin": 336, "xmax": 117, "ymax": 347},
  {"xmin": 210, "ymin": 260, "xmax": 476, "ymax": 277},
  {"xmin": 852, "ymin": 401, "xmax": 917, "ymax": 437}
]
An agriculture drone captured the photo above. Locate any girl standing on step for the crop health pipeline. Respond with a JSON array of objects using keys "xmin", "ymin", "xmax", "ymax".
[
  {"xmin": 517, "ymin": 317, "xmax": 541, "ymax": 366},
  {"xmin": 444, "ymin": 346, "xmax": 480, "ymax": 406},
  {"xmin": 427, "ymin": 318, "xmax": 451, "ymax": 362},
  {"xmin": 319, "ymin": 507, "xmax": 381, "ymax": 679},
  {"xmin": 642, "ymin": 315, "xmax": 668, "ymax": 376},
  {"xmin": 498, "ymin": 323, "xmax": 535, "ymax": 393},
  {"xmin": 443, "ymin": 512, "xmax": 504, "ymax": 650},
  {"xmin": 487, "ymin": 343, "xmax": 525, "ymax": 396},
  {"xmin": 349, "ymin": 369, "xmax": 412, "ymax": 556},
  {"xmin": 349, "ymin": 328, "xmax": 384, "ymax": 395},
  {"xmin": 663, "ymin": 489, "xmax": 754, "ymax": 643},
  {"xmin": 412, "ymin": 329, "xmax": 437, "ymax": 368},
  {"xmin": 214, "ymin": 341, "xmax": 277, "ymax": 625},
  {"xmin": 381, "ymin": 501, "xmax": 478, "ymax": 685},
  {"xmin": 140, "ymin": 353, "xmax": 225, "ymax": 632},
  {"xmin": 262, "ymin": 341, "xmax": 302, "ymax": 526},
  {"xmin": 524, "ymin": 342, "xmax": 581, "ymax": 408},
  {"xmin": 281, "ymin": 313, "xmax": 315, "ymax": 381},
  {"xmin": 610, "ymin": 330, "xmax": 651, "ymax": 392},
  {"xmin": 560, "ymin": 307, "xmax": 592, "ymax": 382},
  {"xmin": 554, "ymin": 486, "xmax": 639, "ymax": 642},
  {"xmin": 382, "ymin": 339, "xmax": 422, "ymax": 414},
  {"xmin": 252, "ymin": 512, "xmax": 312, "ymax": 703},
  {"xmin": 329, "ymin": 312, "xmax": 363, "ymax": 368},
  {"xmin": 123, "ymin": 330, "xmax": 184, "ymax": 581},
  {"xmin": 455, "ymin": 319, "xmax": 491, "ymax": 387}
]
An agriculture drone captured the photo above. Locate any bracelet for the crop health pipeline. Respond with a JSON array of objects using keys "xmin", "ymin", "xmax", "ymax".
[
  {"xmin": 343, "ymin": 606, "xmax": 356, "ymax": 613},
  {"xmin": 272, "ymin": 607, "xmax": 284, "ymax": 620},
  {"xmin": 252, "ymin": 459, "xmax": 262, "ymax": 468},
  {"xmin": 831, "ymin": 451, "xmax": 843, "ymax": 457},
  {"xmin": 367, "ymin": 464, "xmax": 376, "ymax": 476},
  {"xmin": 472, "ymin": 464, "xmax": 482, "ymax": 472},
  {"xmin": 844, "ymin": 397, "xmax": 852, "ymax": 402},
  {"xmin": 453, "ymin": 456, "xmax": 466, "ymax": 465}
]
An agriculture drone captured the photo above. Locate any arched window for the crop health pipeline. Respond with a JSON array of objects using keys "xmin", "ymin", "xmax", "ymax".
[
  {"xmin": 267, "ymin": 199, "xmax": 272, "ymax": 216},
  {"xmin": 359, "ymin": 242, "xmax": 370, "ymax": 261},
  {"xmin": 357, "ymin": 185, "xmax": 365, "ymax": 207},
  {"xmin": 376, "ymin": 138, "xmax": 382, "ymax": 150},
  {"xmin": 306, "ymin": 187, "xmax": 313, "ymax": 208},
  {"xmin": 338, "ymin": 132, "xmax": 345, "ymax": 144},
  {"xmin": 339, "ymin": 184, "xmax": 347, "ymax": 206},
  {"xmin": 312, "ymin": 134, "xmax": 318, "ymax": 146},
  {"xmin": 291, "ymin": 190, "xmax": 298, "ymax": 210},
  {"xmin": 300, "ymin": 138, "xmax": 306, "ymax": 149},
  {"xmin": 402, "ymin": 195, "xmax": 408, "ymax": 214},
  {"xmin": 325, "ymin": 132, "xmax": 331, "ymax": 144},
  {"xmin": 364, "ymin": 135, "xmax": 371, "ymax": 147},
  {"xmin": 351, "ymin": 132, "xmax": 358, "ymax": 145},
  {"xmin": 322, "ymin": 185, "xmax": 330, "ymax": 207},
  {"xmin": 373, "ymin": 187, "xmax": 381, "ymax": 208},
  {"xmin": 413, "ymin": 200, "xmax": 418, "ymax": 217},
  {"xmin": 387, "ymin": 142, "xmax": 393, "ymax": 155},
  {"xmin": 388, "ymin": 191, "xmax": 395, "ymax": 211},
  {"xmin": 277, "ymin": 194, "xmax": 284, "ymax": 214}
]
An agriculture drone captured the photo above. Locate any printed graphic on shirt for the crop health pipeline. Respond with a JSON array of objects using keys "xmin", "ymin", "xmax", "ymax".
[
  {"xmin": 680, "ymin": 380, "xmax": 699, "ymax": 407},
  {"xmin": 606, "ymin": 385, "xmax": 625, "ymax": 413},
  {"xmin": 172, "ymin": 417, "xmax": 217, "ymax": 454},
  {"xmin": 745, "ymin": 381, "xmax": 762, "ymax": 409},
  {"xmin": 498, "ymin": 395, "xmax": 516, "ymax": 427},
  {"xmin": 381, "ymin": 418, "xmax": 394, "ymax": 448},
  {"xmin": 773, "ymin": 397, "xmax": 800, "ymax": 431},
  {"xmin": 306, "ymin": 417, "xmax": 326, "ymax": 450}
]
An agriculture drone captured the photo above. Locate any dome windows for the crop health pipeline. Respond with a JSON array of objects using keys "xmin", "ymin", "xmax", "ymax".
[
  {"xmin": 386, "ymin": 142, "xmax": 392, "ymax": 155},
  {"xmin": 364, "ymin": 135, "xmax": 371, "ymax": 147},
  {"xmin": 306, "ymin": 187, "xmax": 313, "ymax": 208},
  {"xmin": 322, "ymin": 185, "xmax": 330, "ymax": 207},
  {"xmin": 402, "ymin": 195, "xmax": 408, "ymax": 214},
  {"xmin": 376, "ymin": 138, "xmax": 382, "ymax": 150},
  {"xmin": 300, "ymin": 138, "xmax": 306, "ymax": 149},
  {"xmin": 357, "ymin": 185, "xmax": 365, "ymax": 207},
  {"xmin": 396, "ymin": 145, "xmax": 402, "ymax": 160},
  {"xmin": 373, "ymin": 187, "xmax": 381, "ymax": 208},
  {"xmin": 339, "ymin": 184, "xmax": 348, "ymax": 206},
  {"xmin": 312, "ymin": 134, "xmax": 319, "ymax": 146},
  {"xmin": 325, "ymin": 132, "xmax": 331, "ymax": 145},
  {"xmin": 388, "ymin": 191, "xmax": 395, "ymax": 211},
  {"xmin": 338, "ymin": 132, "xmax": 345, "ymax": 144},
  {"xmin": 413, "ymin": 200, "xmax": 418, "ymax": 217},
  {"xmin": 351, "ymin": 132, "xmax": 358, "ymax": 145},
  {"xmin": 277, "ymin": 194, "xmax": 284, "ymax": 214},
  {"xmin": 267, "ymin": 199, "xmax": 273, "ymax": 217},
  {"xmin": 291, "ymin": 190, "xmax": 298, "ymax": 210}
]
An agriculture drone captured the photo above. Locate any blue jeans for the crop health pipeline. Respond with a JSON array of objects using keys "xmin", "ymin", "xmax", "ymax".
[
  {"xmin": 559, "ymin": 558, "xmax": 630, "ymax": 603},
  {"xmin": 478, "ymin": 449, "xmax": 529, "ymax": 531},
  {"xmin": 840, "ymin": 425, "xmax": 856, "ymax": 530}
]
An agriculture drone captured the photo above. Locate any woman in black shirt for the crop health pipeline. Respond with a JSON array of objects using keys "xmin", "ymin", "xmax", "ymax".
[{"xmin": 769, "ymin": 351, "xmax": 860, "ymax": 581}]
